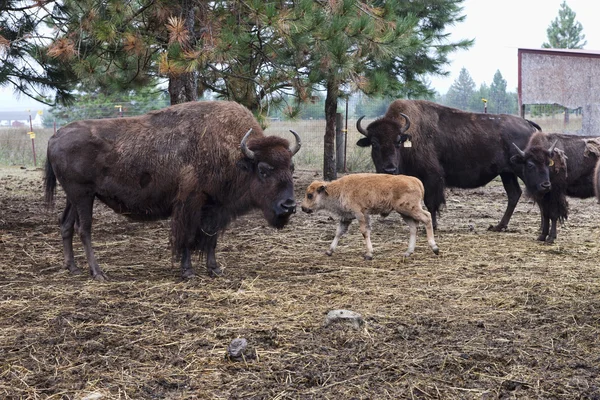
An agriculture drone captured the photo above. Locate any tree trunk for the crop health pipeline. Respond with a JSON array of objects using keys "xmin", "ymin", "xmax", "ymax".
[
  {"xmin": 323, "ymin": 79, "xmax": 338, "ymax": 181},
  {"xmin": 168, "ymin": 1, "xmax": 198, "ymax": 105},
  {"xmin": 168, "ymin": 73, "xmax": 198, "ymax": 105}
]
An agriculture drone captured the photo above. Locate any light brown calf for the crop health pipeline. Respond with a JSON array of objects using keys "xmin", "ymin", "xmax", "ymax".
[{"xmin": 301, "ymin": 173, "xmax": 439, "ymax": 259}]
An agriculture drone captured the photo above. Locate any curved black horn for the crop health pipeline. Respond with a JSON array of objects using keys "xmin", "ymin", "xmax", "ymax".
[
  {"xmin": 356, "ymin": 116, "xmax": 368, "ymax": 136},
  {"xmin": 512, "ymin": 142, "xmax": 526, "ymax": 157},
  {"xmin": 548, "ymin": 139, "xmax": 559, "ymax": 153},
  {"xmin": 399, "ymin": 113, "xmax": 411, "ymax": 135},
  {"xmin": 240, "ymin": 128, "xmax": 255, "ymax": 160},
  {"xmin": 289, "ymin": 130, "xmax": 301, "ymax": 155}
]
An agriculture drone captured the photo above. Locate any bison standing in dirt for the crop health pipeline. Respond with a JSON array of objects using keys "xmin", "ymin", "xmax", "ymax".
[
  {"xmin": 356, "ymin": 99, "xmax": 541, "ymax": 230},
  {"xmin": 300, "ymin": 173, "xmax": 439, "ymax": 259},
  {"xmin": 511, "ymin": 131, "xmax": 600, "ymax": 243},
  {"xmin": 44, "ymin": 101, "xmax": 301, "ymax": 281}
]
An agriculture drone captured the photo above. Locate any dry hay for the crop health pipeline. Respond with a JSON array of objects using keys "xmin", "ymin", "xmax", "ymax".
[{"xmin": 1, "ymin": 166, "xmax": 600, "ymax": 399}]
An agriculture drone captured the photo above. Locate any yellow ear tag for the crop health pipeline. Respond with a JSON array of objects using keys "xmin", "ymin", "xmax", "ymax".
[
  {"xmin": 403, "ymin": 139, "xmax": 412, "ymax": 148},
  {"xmin": 549, "ymin": 159, "xmax": 554, "ymax": 166}
]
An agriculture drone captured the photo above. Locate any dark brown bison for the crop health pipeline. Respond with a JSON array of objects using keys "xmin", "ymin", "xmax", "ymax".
[
  {"xmin": 511, "ymin": 131, "xmax": 600, "ymax": 243},
  {"xmin": 44, "ymin": 101, "xmax": 301, "ymax": 281},
  {"xmin": 595, "ymin": 158, "xmax": 600, "ymax": 204},
  {"xmin": 356, "ymin": 99, "xmax": 541, "ymax": 230}
]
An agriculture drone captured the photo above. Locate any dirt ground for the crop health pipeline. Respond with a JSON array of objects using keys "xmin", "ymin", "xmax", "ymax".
[{"xmin": 1, "ymin": 166, "xmax": 600, "ymax": 399}]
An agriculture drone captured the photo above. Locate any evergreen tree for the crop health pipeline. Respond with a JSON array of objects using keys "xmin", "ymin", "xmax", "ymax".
[
  {"xmin": 0, "ymin": 1, "xmax": 75, "ymax": 105},
  {"xmin": 489, "ymin": 70, "xmax": 509, "ymax": 114},
  {"xmin": 445, "ymin": 67, "xmax": 475, "ymax": 111},
  {"xmin": 542, "ymin": 1, "xmax": 587, "ymax": 49}
]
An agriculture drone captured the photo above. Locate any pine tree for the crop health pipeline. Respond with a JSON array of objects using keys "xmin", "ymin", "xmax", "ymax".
[
  {"xmin": 489, "ymin": 70, "xmax": 508, "ymax": 114},
  {"xmin": 446, "ymin": 68, "xmax": 475, "ymax": 111},
  {"xmin": 0, "ymin": 1, "xmax": 75, "ymax": 105},
  {"xmin": 542, "ymin": 1, "xmax": 587, "ymax": 49}
]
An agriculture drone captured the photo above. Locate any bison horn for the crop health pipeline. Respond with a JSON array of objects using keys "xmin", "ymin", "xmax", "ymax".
[
  {"xmin": 356, "ymin": 116, "xmax": 368, "ymax": 136},
  {"xmin": 289, "ymin": 130, "xmax": 301, "ymax": 155},
  {"xmin": 240, "ymin": 128, "xmax": 255, "ymax": 160},
  {"xmin": 399, "ymin": 113, "xmax": 411, "ymax": 135},
  {"xmin": 548, "ymin": 139, "xmax": 559, "ymax": 154},
  {"xmin": 512, "ymin": 142, "xmax": 526, "ymax": 157}
]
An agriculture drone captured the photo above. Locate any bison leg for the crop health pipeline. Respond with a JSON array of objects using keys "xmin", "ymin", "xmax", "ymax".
[
  {"xmin": 489, "ymin": 172, "xmax": 522, "ymax": 232},
  {"xmin": 538, "ymin": 211, "xmax": 550, "ymax": 242},
  {"xmin": 356, "ymin": 213, "xmax": 373, "ymax": 260},
  {"xmin": 59, "ymin": 199, "xmax": 82, "ymax": 275},
  {"xmin": 180, "ymin": 248, "xmax": 196, "ymax": 279},
  {"xmin": 546, "ymin": 217, "xmax": 558, "ymax": 244},
  {"xmin": 205, "ymin": 234, "xmax": 223, "ymax": 277},
  {"xmin": 326, "ymin": 218, "xmax": 352, "ymax": 256},
  {"xmin": 422, "ymin": 178, "xmax": 444, "ymax": 230},
  {"xmin": 72, "ymin": 193, "xmax": 107, "ymax": 281},
  {"xmin": 402, "ymin": 209, "xmax": 439, "ymax": 256},
  {"xmin": 400, "ymin": 215, "xmax": 418, "ymax": 257}
]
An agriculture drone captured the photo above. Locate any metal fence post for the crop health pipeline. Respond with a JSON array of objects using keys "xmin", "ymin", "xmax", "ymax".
[{"xmin": 335, "ymin": 112, "xmax": 345, "ymax": 173}]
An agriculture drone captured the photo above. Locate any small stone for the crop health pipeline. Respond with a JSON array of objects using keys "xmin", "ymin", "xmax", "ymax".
[
  {"xmin": 227, "ymin": 338, "xmax": 248, "ymax": 360},
  {"xmin": 324, "ymin": 309, "xmax": 364, "ymax": 329}
]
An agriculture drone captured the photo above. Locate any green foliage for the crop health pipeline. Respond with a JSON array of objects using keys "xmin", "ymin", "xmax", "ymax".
[
  {"xmin": 445, "ymin": 67, "xmax": 475, "ymax": 110},
  {"xmin": 441, "ymin": 68, "xmax": 517, "ymax": 114},
  {"xmin": 542, "ymin": 1, "xmax": 587, "ymax": 49}
]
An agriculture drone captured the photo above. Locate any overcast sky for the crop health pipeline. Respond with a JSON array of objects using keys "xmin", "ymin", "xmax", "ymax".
[{"xmin": 1, "ymin": 0, "xmax": 598, "ymax": 111}]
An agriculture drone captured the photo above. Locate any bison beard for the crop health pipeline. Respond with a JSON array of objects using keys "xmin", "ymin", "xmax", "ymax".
[{"xmin": 44, "ymin": 101, "xmax": 300, "ymax": 281}]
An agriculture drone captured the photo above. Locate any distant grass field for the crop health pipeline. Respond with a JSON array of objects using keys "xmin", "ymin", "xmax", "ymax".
[
  {"xmin": 0, "ymin": 120, "xmax": 375, "ymax": 172},
  {"xmin": 0, "ymin": 113, "xmax": 583, "ymax": 170}
]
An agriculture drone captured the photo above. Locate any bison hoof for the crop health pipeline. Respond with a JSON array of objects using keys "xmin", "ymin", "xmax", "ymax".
[
  {"xmin": 363, "ymin": 255, "xmax": 373, "ymax": 261},
  {"xmin": 432, "ymin": 246, "xmax": 440, "ymax": 255},
  {"xmin": 92, "ymin": 272, "xmax": 108, "ymax": 282},
  {"xmin": 325, "ymin": 250, "xmax": 333, "ymax": 256},
  {"xmin": 488, "ymin": 224, "xmax": 507, "ymax": 232},
  {"xmin": 67, "ymin": 266, "xmax": 83, "ymax": 275},
  {"xmin": 182, "ymin": 270, "xmax": 196, "ymax": 280},
  {"xmin": 537, "ymin": 235, "xmax": 547, "ymax": 242},
  {"xmin": 208, "ymin": 266, "xmax": 223, "ymax": 277}
]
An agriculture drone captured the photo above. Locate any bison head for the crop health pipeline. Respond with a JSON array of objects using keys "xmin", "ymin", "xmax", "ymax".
[
  {"xmin": 300, "ymin": 180, "xmax": 328, "ymax": 214},
  {"xmin": 356, "ymin": 114, "xmax": 411, "ymax": 174},
  {"xmin": 511, "ymin": 140, "xmax": 559, "ymax": 196},
  {"xmin": 239, "ymin": 129, "xmax": 301, "ymax": 229}
]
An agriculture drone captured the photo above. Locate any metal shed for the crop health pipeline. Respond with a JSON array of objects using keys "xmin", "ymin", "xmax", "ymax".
[{"xmin": 518, "ymin": 47, "xmax": 600, "ymax": 135}]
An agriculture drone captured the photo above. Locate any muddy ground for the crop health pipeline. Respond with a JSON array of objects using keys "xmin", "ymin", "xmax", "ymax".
[{"xmin": 1, "ymin": 166, "xmax": 599, "ymax": 399}]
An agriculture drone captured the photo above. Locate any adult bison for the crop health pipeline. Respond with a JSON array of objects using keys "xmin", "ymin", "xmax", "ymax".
[
  {"xmin": 511, "ymin": 131, "xmax": 600, "ymax": 243},
  {"xmin": 356, "ymin": 99, "xmax": 541, "ymax": 230},
  {"xmin": 44, "ymin": 101, "xmax": 301, "ymax": 281}
]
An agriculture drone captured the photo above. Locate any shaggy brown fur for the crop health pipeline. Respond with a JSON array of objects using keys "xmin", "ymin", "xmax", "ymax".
[
  {"xmin": 356, "ymin": 99, "xmax": 541, "ymax": 231},
  {"xmin": 301, "ymin": 173, "xmax": 439, "ymax": 259},
  {"xmin": 512, "ymin": 131, "xmax": 599, "ymax": 243},
  {"xmin": 45, "ymin": 101, "xmax": 300, "ymax": 281}
]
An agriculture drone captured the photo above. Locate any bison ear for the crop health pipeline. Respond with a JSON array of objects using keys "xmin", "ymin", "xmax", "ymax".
[
  {"xmin": 510, "ymin": 154, "xmax": 524, "ymax": 165},
  {"xmin": 317, "ymin": 185, "xmax": 327, "ymax": 194},
  {"xmin": 356, "ymin": 137, "xmax": 371, "ymax": 147},
  {"xmin": 236, "ymin": 159, "xmax": 254, "ymax": 172}
]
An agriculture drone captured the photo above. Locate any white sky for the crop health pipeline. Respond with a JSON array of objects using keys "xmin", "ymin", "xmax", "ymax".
[{"xmin": 1, "ymin": 0, "xmax": 598, "ymax": 111}]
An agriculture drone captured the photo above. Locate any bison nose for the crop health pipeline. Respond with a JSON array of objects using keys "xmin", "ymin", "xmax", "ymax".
[
  {"xmin": 540, "ymin": 181, "xmax": 551, "ymax": 192},
  {"xmin": 279, "ymin": 198, "xmax": 296, "ymax": 215},
  {"xmin": 383, "ymin": 167, "xmax": 397, "ymax": 175}
]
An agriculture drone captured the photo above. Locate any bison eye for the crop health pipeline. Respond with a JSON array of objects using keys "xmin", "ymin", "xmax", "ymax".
[
  {"xmin": 526, "ymin": 161, "xmax": 535, "ymax": 170},
  {"xmin": 307, "ymin": 193, "xmax": 313, "ymax": 200}
]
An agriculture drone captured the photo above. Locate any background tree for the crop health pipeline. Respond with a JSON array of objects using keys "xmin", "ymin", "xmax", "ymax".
[
  {"xmin": 0, "ymin": 0, "xmax": 75, "ymax": 105},
  {"xmin": 542, "ymin": 1, "xmax": 587, "ymax": 49},
  {"xmin": 445, "ymin": 67, "xmax": 475, "ymax": 110},
  {"xmin": 488, "ymin": 70, "xmax": 509, "ymax": 114}
]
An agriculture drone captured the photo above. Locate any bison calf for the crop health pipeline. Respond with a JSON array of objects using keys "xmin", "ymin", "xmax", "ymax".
[{"xmin": 301, "ymin": 173, "xmax": 439, "ymax": 259}]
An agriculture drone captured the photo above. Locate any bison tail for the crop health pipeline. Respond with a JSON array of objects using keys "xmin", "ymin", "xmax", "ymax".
[{"xmin": 44, "ymin": 159, "xmax": 57, "ymax": 208}]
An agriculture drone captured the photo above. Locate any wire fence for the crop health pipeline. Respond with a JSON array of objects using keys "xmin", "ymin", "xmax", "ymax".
[{"xmin": 0, "ymin": 100, "xmax": 582, "ymax": 170}]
